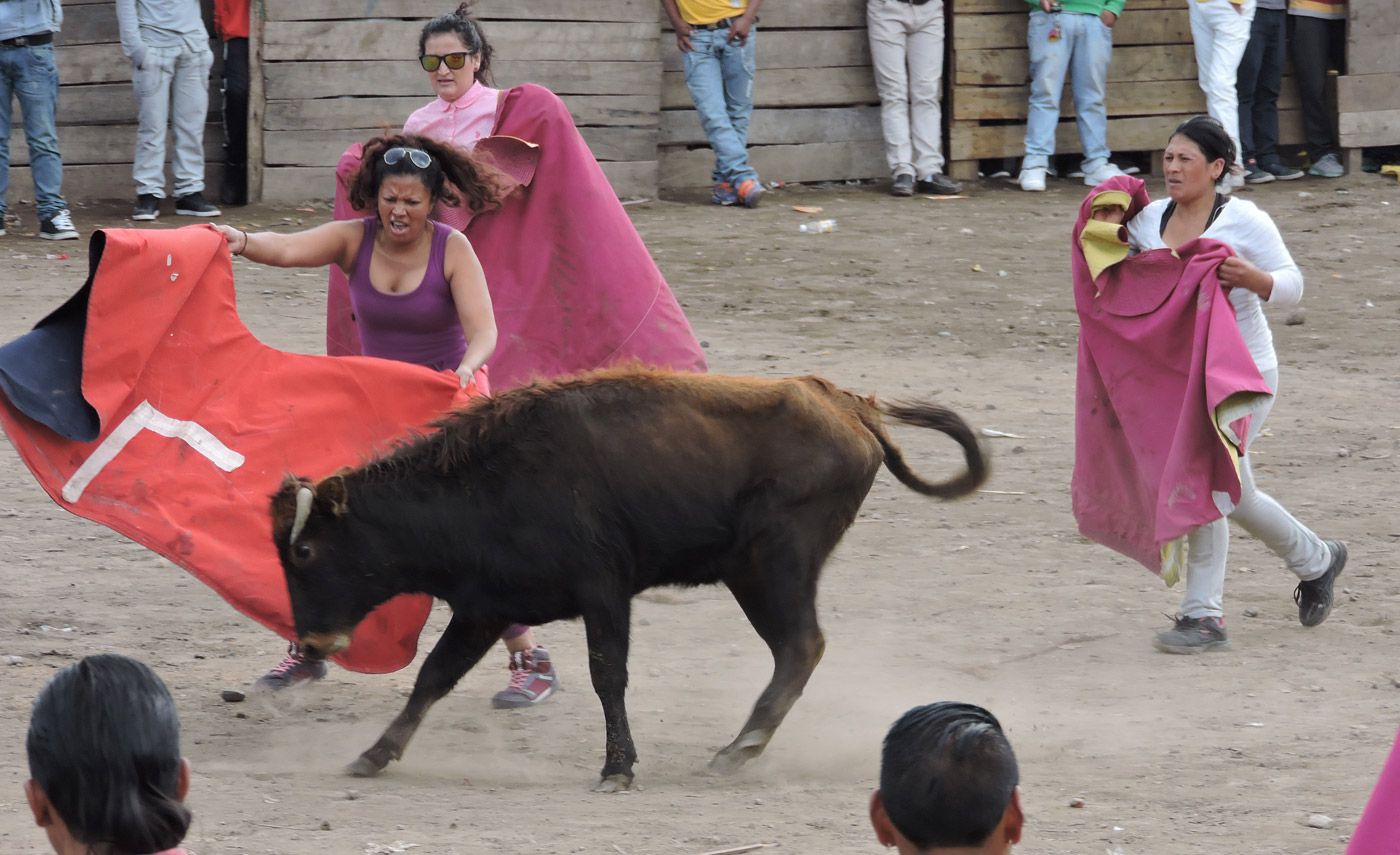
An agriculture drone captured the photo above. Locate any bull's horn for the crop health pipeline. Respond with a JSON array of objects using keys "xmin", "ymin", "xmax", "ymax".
[{"xmin": 290, "ymin": 486, "xmax": 314, "ymax": 544}]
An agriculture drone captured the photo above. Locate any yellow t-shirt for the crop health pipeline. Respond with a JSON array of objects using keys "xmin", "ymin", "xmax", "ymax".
[{"xmin": 677, "ymin": 0, "xmax": 748, "ymax": 26}]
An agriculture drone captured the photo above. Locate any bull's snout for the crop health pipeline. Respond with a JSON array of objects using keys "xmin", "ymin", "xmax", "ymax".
[{"xmin": 298, "ymin": 631, "xmax": 352, "ymax": 659}]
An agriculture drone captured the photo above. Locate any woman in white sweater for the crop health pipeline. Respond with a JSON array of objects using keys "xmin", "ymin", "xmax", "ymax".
[{"xmin": 1124, "ymin": 116, "xmax": 1346, "ymax": 654}]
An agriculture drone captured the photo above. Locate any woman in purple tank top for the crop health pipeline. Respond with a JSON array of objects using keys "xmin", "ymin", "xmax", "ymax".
[
  {"xmin": 216, "ymin": 134, "xmax": 499, "ymax": 387},
  {"xmin": 215, "ymin": 135, "xmax": 563, "ymax": 709}
]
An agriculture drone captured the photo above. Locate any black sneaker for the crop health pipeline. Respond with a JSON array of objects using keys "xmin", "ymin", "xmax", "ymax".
[
  {"xmin": 1295, "ymin": 540, "xmax": 1347, "ymax": 627},
  {"xmin": 891, "ymin": 173, "xmax": 915, "ymax": 197},
  {"xmin": 39, "ymin": 209, "xmax": 79, "ymax": 240},
  {"xmin": 917, "ymin": 173, "xmax": 964, "ymax": 195},
  {"xmin": 132, "ymin": 194, "xmax": 161, "ymax": 221},
  {"xmin": 175, "ymin": 192, "xmax": 222, "ymax": 217},
  {"xmin": 1154, "ymin": 615, "xmax": 1229, "ymax": 654},
  {"xmin": 1258, "ymin": 160, "xmax": 1304, "ymax": 181},
  {"xmin": 253, "ymin": 643, "xmax": 328, "ymax": 692},
  {"xmin": 1243, "ymin": 160, "xmax": 1275, "ymax": 185}
]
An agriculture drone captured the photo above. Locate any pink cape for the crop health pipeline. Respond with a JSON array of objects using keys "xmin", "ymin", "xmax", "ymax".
[
  {"xmin": 1349, "ymin": 726, "xmax": 1400, "ymax": 854},
  {"xmin": 1070, "ymin": 176, "xmax": 1273, "ymax": 577},
  {"xmin": 0, "ymin": 227, "xmax": 482, "ymax": 673},
  {"xmin": 327, "ymin": 84, "xmax": 708, "ymax": 388}
]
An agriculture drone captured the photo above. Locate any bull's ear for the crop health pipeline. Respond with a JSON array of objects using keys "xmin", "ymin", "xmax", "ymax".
[
  {"xmin": 271, "ymin": 474, "xmax": 314, "ymax": 542},
  {"xmin": 318, "ymin": 474, "xmax": 350, "ymax": 517}
]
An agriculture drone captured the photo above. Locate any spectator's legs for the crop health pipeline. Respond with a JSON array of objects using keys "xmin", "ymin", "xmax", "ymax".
[
  {"xmin": 717, "ymin": 28, "xmax": 759, "ymax": 183},
  {"xmin": 1235, "ymin": 11, "xmax": 1268, "ymax": 162},
  {"xmin": 0, "ymin": 49, "xmax": 17, "ymax": 220},
  {"xmin": 170, "ymin": 45, "xmax": 214, "ymax": 198},
  {"xmin": 8, "ymin": 44, "xmax": 66, "ymax": 220},
  {"xmin": 133, "ymin": 47, "xmax": 175, "ymax": 197},
  {"xmin": 1066, "ymin": 13, "xmax": 1113, "ymax": 174},
  {"xmin": 1251, "ymin": 9, "xmax": 1286, "ymax": 165},
  {"xmin": 907, "ymin": 0, "xmax": 947, "ymax": 178},
  {"xmin": 221, "ymin": 37, "xmax": 250, "ymax": 205},
  {"xmin": 683, "ymin": 28, "xmax": 750, "ymax": 185},
  {"xmin": 1290, "ymin": 14, "xmax": 1343, "ymax": 157},
  {"xmin": 868, "ymin": 0, "xmax": 914, "ymax": 178},
  {"xmin": 1189, "ymin": 0, "xmax": 1254, "ymax": 169},
  {"xmin": 1023, "ymin": 10, "xmax": 1073, "ymax": 170}
]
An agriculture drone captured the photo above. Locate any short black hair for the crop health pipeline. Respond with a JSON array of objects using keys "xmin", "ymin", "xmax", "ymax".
[
  {"xmin": 879, "ymin": 702, "xmax": 1019, "ymax": 849},
  {"xmin": 1169, "ymin": 115, "xmax": 1237, "ymax": 171},
  {"xmin": 26, "ymin": 654, "xmax": 190, "ymax": 854}
]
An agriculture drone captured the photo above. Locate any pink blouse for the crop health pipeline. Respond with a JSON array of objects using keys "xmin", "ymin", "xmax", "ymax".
[{"xmin": 403, "ymin": 81, "xmax": 501, "ymax": 150}]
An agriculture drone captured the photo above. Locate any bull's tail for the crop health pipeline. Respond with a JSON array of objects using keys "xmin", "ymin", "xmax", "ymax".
[{"xmin": 864, "ymin": 400, "xmax": 989, "ymax": 499}]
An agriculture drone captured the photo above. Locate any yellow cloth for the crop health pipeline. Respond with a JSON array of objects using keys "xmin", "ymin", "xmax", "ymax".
[
  {"xmin": 1381, "ymin": 165, "xmax": 1400, "ymax": 183},
  {"xmin": 677, "ymin": 0, "xmax": 748, "ymax": 25}
]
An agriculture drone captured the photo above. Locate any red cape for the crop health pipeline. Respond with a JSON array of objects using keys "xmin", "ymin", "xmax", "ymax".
[
  {"xmin": 0, "ymin": 227, "xmax": 479, "ymax": 673},
  {"xmin": 327, "ymin": 84, "xmax": 708, "ymax": 388},
  {"xmin": 1070, "ymin": 176, "xmax": 1272, "ymax": 579}
]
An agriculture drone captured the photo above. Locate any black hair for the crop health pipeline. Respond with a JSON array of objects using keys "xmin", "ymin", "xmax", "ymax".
[
  {"xmin": 419, "ymin": 2, "xmax": 494, "ymax": 86},
  {"xmin": 879, "ymin": 702, "xmax": 1019, "ymax": 849},
  {"xmin": 26, "ymin": 654, "xmax": 191, "ymax": 855},
  {"xmin": 349, "ymin": 132, "xmax": 506, "ymax": 213},
  {"xmin": 1169, "ymin": 115, "xmax": 1238, "ymax": 180}
]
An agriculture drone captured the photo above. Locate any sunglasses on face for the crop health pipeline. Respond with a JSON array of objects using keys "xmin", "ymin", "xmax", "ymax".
[
  {"xmin": 383, "ymin": 146, "xmax": 433, "ymax": 169},
  {"xmin": 419, "ymin": 52, "xmax": 472, "ymax": 72}
]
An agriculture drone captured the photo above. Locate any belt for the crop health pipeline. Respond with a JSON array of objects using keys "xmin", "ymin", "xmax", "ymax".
[
  {"xmin": 0, "ymin": 32, "xmax": 54, "ymax": 47},
  {"xmin": 693, "ymin": 17, "xmax": 736, "ymax": 29},
  {"xmin": 892, "ymin": 0, "xmax": 934, "ymax": 4}
]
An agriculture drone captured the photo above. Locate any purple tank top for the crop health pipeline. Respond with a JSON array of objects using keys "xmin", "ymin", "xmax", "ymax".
[{"xmin": 347, "ymin": 217, "xmax": 466, "ymax": 371}]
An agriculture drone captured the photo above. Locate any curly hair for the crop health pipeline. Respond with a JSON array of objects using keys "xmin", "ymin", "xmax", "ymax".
[
  {"xmin": 419, "ymin": 2, "xmax": 494, "ymax": 86},
  {"xmin": 348, "ymin": 133, "xmax": 507, "ymax": 214}
]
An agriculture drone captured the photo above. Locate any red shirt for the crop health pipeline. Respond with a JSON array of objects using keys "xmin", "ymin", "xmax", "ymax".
[{"xmin": 213, "ymin": 0, "xmax": 249, "ymax": 38}]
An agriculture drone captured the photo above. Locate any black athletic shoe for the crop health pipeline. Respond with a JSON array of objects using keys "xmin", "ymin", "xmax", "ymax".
[
  {"xmin": 1258, "ymin": 160, "xmax": 1304, "ymax": 181},
  {"xmin": 917, "ymin": 173, "xmax": 963, "ymax": 195},
  {"xmin": 132, "ymin": 194, "xmax": 161, "ymax": 221},
  {"xmin": 1154, "ymin": 615, "xmax": 1229, "ymax": 654},
  {"xmin": 891, "ymin": 173, "xmax": 915, "ymax": 197},
  {"xmin": 175, "ymin": 192, "xmax": 222, "ymax": 217},
  {"xmin": 1295, "ymin": 540, "xmax": 1347, "ymax": 627},
  {"xmin": 39, "ymin": 209, "xmax": 79, "ymax": 240}
]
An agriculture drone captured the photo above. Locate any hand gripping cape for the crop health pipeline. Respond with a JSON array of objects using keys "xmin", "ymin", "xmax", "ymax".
[
  {"xmin": 0, "ymin": 227, "xmax": 478, "ymax": 673},
  {"xmin": 327, "ymin": 83, "xmax": 708, "ymax": 388},
  {"xmin": 1070, "ymin": 176, "xmax": 1273, "ymax": 585}
]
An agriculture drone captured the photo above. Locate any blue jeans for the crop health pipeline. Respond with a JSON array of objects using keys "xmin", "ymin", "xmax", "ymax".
[
  {"xmin": 0, "ymin": 43, "xmax": 66, "ymax": 219},
  {"xmin": 682, "ymin": 26, "xmax": 759, "ymax": 185},
  {"xmin": 1023, "ymin": 11, "xmax": 1113, "ymax": 172}
]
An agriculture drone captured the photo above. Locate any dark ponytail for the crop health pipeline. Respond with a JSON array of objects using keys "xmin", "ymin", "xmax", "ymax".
[
  {"xmin": 26, "ymin": 655, "xmax": 191, "ymax": 855},
  {"xmin": 349, "ymin": 132, "xmax": 508, "ymax": 214},
  {"xmin": 420, "ymin": 2, "xmax": 494, "ymax": 86}
]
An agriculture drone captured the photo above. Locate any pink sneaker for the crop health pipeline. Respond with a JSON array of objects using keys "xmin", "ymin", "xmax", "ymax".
[
  {"xmin": 253, "ymin": 643, "xmax": 327, "ymax": 692},
  {"xmin": 491, "ymin": 647, "xmax": 560, "ymax": 709}
]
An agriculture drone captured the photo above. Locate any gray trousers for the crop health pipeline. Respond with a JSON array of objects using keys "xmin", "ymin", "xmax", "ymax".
[
  {"xmin": 867, "ymin": 0, "xmax": 946, "ymax": 178},
  {"xmin": 1182, "ymin": 367, "xmax": 1331, "ymax": 618},
  {"xmin": 132, "ymin": 42, "xmax": 213, "ymax": 197}
]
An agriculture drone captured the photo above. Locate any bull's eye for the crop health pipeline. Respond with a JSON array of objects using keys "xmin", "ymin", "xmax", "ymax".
[{"xmin": 294, "ymin": 543, "xmax": 312, "ymax": 561}]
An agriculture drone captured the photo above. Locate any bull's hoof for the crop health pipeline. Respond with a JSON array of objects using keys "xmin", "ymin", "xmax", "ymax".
[
  {"xmin": 346, "ymin": 754, "xmax": 388, "ymax": 778},
  {"xmin": 708, "ymin": 734, "xmax": 769, "ymax": 775},
  {"xmin": 591, "ymin": 773, "xmax": 634, "ymax": 794}
]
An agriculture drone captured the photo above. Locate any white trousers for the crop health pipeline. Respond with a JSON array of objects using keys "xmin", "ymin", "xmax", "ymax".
[
  {"xmin": 867, "ymin": 0, "xmax": 946, "ymax": 178},
  {"xmin": 1188, "ymin": 0, "xmax": 1255, "ymax": 168},
  {"xmin": 1181, "ymin": 368, "xmax": 1331, "ymax": 618},
  {"xmin": 132, "ymin": 42, "xmax": 214, "ymax": 198}
]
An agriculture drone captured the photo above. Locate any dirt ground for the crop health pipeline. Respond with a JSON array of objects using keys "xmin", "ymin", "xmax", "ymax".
[{"xmin": 1, "ymin": 171, "xmax": 1398, "ymax": 855}]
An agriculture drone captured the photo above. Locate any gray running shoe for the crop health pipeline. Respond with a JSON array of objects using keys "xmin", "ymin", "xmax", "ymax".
[
  {"xmin": 1154, "ymin": 615, "xmax": 1229, "ymax": 654},
  {"xmin": 491, "ymin": 647, "xmax": 560, "ymax": 709},
  {"xmin": 1307, "ymin": 152, "xmax": 1344, "ymax": 178},
  {"xmin": 253, "ymin": 643, "xmax": 327, "ymax": 692}
]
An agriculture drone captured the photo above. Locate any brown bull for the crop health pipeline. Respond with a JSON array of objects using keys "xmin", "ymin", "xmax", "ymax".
[{"xmin": 270, "ymin": 368, "xmax": 988, "ymax": 791}]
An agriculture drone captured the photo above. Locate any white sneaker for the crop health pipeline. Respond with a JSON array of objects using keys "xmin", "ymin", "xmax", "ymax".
[
  {"xmin": 1227, "ymin": 170, "xmax": 1247, "ymax": 190},
  {"xmin": 1019, "ymin": 167, "xmax": 1048, "ymax": 192},
  {"xmin": 1082, "ymin": 162, "xmax": 1127, "ymax": 187}
]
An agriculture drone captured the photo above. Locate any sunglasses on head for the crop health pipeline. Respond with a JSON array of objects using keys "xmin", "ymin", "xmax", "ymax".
[
  {"xmin": 419, "ymin": 52, "xmax": 472, "ymax": 72},
  {"xmin": 383, "ymin": 146, "xmax": 432, "ymax": 169}
]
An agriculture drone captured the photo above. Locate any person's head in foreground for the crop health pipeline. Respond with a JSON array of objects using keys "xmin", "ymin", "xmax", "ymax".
[
  {"xmin": 870, "ymin": 702, "xmax": 1023, "ymax": 854},
  {"xmin": 25, "ymin": 654, "xmax": 191, "ymax": 855}
]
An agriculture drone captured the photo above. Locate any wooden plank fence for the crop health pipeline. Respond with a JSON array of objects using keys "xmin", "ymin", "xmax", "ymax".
[
  {"xmin": 1338, "ymin": 0, "xmax": 1400, "ymax": 171},
  {"xmin": 4, "ymin": 0, "xmax": 226, "ymax": 209},
  {"xmin": 945, "ymin": 0, "xmax": 1303, "ymax": 179},
  {"xmin": 256, "ymin": 0, "xmax": 665, "ymax": 202}
]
